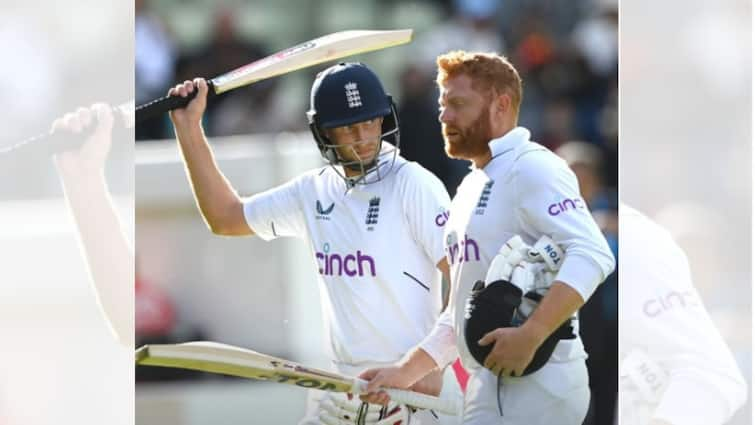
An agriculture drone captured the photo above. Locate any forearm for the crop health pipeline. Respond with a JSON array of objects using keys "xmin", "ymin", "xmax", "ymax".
[
  {"xmin": 398, "ymin": 347, "xmax": 441, "ymax": 386},
  {"xmin": 56, "ymin": 162, "xmax": 134, "ymax": 348},
  {"xmin": 174, "ymin": 124, "xmax": 246, "ymax": 234},
  {"xmin": 522, "ymin": 281, "xmax": 584, "ymax": 345}
]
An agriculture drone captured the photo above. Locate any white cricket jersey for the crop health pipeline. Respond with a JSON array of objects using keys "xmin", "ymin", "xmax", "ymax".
[
  {"xmin": 619, "ymin": 205, "xmax": 746, "ymax": 425},
  {"xmin": 443, "ymin": 127, "xmax": 615, "ymax": 372},
  {"xmin": 242, "ymin": 154, "xmax": 450, "ymax": 366}
]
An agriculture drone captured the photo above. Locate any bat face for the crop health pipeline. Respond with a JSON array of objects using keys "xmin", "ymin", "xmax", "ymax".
[
  {"xmin": 211, "ymin": 41, "xmax": 317, "ymax": 91},
  {"xmin": 210, "ymin": 29, "xmax": 412, "ymax": 94},
  {"xmin": 136, "ymin": 342, "xmax": 356, "ymax": 392},
  {"xmin": 135, "ymin": 29, "xmax": 412, "ymax": 123},
  {"xmin": 136, "ymin": 341, "xmax": 460, "ymax": 415}
]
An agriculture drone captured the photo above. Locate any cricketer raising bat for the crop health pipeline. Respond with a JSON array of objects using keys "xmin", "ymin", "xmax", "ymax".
[
  {"xmin": 135, "ymin": 29, "xmax": 413, "ymax": 123},
  {"xmin": 136, "ymin": 341, "xmax": 460, "ymax": 415},
  {"xmin": 0, "ymin": 100, "xmax": 134, "ymax": 157}
]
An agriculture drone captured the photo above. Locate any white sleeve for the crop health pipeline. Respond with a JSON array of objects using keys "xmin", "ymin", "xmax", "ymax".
[
  {"xmin": 418, "ymin": 307, "xmax": 457, "ymax": 369},
  {"xmin": 513, "ymin": 151, "xmax": 615, "ymax": 301},
  {"xmin": 399, "ymin": 163, "xmax": 451, "ymax": 264},
  {"xmin": 242, "ymin": 176, "xmax": 306, "ymax": 241},
  {"xmin": 622, "ymin": 214, "xmax": 747, "ymax": 424}
]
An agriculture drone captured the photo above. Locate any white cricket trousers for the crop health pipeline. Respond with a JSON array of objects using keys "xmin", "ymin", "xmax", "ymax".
[
  {"xmin": 299, "ymin": 362, "xmax": 463, "ymax": 425},
  {"xmin": 462, "ymin": 360, "xmax": 590, "ymax": 425}
]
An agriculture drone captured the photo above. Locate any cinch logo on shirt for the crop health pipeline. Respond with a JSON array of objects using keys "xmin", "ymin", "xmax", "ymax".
[
  {"xmin": 435, "ymin": 210, "xmax": 450, "ymax": 227},
  {"xmin": 315, "ymin": 243, "xmax": 376, "ymax": 277},
  {"xmin": 445, "ymin": 233, "xmax": 480, "ymax": 265},
  {"xmin": 548, "ymin": 198, "xmax": 585, "ymax": 216},
  {"xmin": 643, "ymin": 290, "xmax": 698, "ymax": 317}
]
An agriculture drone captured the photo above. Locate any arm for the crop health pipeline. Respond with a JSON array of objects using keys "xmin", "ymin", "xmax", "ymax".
[
  {"xmin": 168, "ymin": 78, "xmax": 252, "ymax": 236},
  {"xmin": 478, "ymin": 152, "xmax": 615, "ymax": 376},
  {"xmin": 438, "ymin": 257, "xmax": 450, "ymax": 309},
  {"xmin": 53, "ymin": 104, "xmax": 134, "ymax": 348},
  {"xmin": 478, "ymin": 281, "xmax": 584, "ymax": 376},
  {"xmin": 360, "ymin": 303, "xmax": 458, "ymax": 404},
  {"xmin": 519, "ymin": 281, "xmax": 583, "ymax": 346}
]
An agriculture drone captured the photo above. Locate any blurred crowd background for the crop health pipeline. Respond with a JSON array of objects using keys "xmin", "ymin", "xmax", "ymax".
[
  {"xmin": 136, "ymin": 0, "xmax": 618, "ymax": 197},
  {"xmin": 135, "ymin": 0, "xmax": 620, "ymax": 424}
]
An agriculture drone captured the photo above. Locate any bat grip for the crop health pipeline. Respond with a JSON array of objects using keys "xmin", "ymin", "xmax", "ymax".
[
  {"xmin": 353, "ymin": 378, "xmax": 460, "ymax": 416},
  {"xmin": 135, "ymin": 79, "xmax": 216, "ymax": 123}
]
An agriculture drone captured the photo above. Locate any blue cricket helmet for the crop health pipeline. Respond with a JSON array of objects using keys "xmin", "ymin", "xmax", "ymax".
[{"xmin": 306, "ymin": 62, "xmax": 400, "ymax": 185}]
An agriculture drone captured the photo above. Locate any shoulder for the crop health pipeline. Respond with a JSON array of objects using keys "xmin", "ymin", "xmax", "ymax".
[
  {"xmin": 620, "ymin": 205, "xmax": 691, "ymax": 289},
  {"xmin": 620, "ymin": 205, "xmax": 686, "ymax": 260},
  {"xmin": 294, "ymin": 165, "xmax": 334, "ymax": 186},
  {"xmin": 510, "ymin": 143, "xmax": 573, "ymax": 188},
  {"xmin": 393, "ymin": 157, "xmax": 445, "ymax": 189}
]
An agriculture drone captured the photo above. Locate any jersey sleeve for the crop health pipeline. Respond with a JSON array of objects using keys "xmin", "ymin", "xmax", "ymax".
[
  {"xmin": 242, "ymin": 176, "xmax": 307, "ymax": 241},
  {"xmin": 418, "ymin": 307, "xmax": 457, "ymax": 369},
  {"xmin": 513, "ymin": 150, "xmax": 615, "ymax": 301},
  {"xmin": 399, "ymin": 163, "xmax": 451, "ymax": 265},
  {"xmin": 622, "ymin": 213, "xmax": 747, "ymax": 424}
]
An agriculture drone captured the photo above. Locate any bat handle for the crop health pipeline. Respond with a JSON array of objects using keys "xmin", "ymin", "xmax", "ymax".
[
  {"xmin": 352, "ymin": 378, "xmax": 460, "ymax": 416},
  {"xmin": 135, "ymin": 79, "xmax": 216, "ymax": 124}
]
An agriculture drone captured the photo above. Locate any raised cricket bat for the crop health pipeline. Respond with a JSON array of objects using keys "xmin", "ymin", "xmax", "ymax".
[
  {"xmin": 136, "ymin": 341, "xmax": 459, "ymax": 415},
  {"xmin": 135, "ymin": 29, "xmax": 413, "ymax": 123}
]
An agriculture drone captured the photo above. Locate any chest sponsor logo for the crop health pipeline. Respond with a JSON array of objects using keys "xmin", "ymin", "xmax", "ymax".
[
  {"xmin": 315, "ymin": 242, "xmax": 376, "ymax": 277},
  {"xmin": 365, "ymin": 196, "xmax": 380, "ymax": 230},
  {"xmin": 548, "ymin": 198, "xmax": 585, "ymax": 216},
  {"xmin": 643, "ymin": 290, "xmax": 698, "ymax": 317},
  {"xmin": 445, "ymin": 232, "xmax": 481, "ymax": 265},
  {"xmin": 475, "ymin": 181, "xmax": 495, "ymax": 215},
  {"xmin": 435, "ymin": 210, "xmax": 450, "ymax": 227},
  {"xmin": 316, "ymin": 200, "xmax": 334, "ymax": 220}
]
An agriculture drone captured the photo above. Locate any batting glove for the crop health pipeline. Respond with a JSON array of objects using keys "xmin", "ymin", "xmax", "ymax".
[{"xmin": 319, "ymin": 392, "xmax": 412, "ymax": 425}]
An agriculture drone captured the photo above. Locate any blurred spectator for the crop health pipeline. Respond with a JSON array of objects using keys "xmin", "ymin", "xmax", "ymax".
[
  {"xmin": 396, "ymin": 64, "xmax": 466, "ymax": 196},
  {"xmin": 412, "ymin": 0, "xmax": 505, "ymax": 71},
  {"xmin": 135, "ymin": 0, "xmax": 176, "ymax": 141},
  {"xmin": 397, "ymin": 0, "xmax": 506, "ymax": 193},
  {"xmin": 556, "ymin": 140, "xmax": 617, "ymax": 212},
  {"xmin": 175, "ymin": 8, "xmax": 279, "ymax": 136},
  {"xmin": 135, "ymin": 260, "xmax": 210, "ymax": 382},
  {"xmin": 570, "ymin": 3, "xmax": 618, "ymax": 146},
  {"xmin": 556, "ymin": 140, "xmax": 618, "ymax": 425},
  {"xmin": 135, "ymin": 273, "xmax": 176, "ymax": 341}
]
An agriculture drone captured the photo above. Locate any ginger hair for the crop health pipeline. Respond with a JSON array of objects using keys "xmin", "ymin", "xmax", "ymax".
[{"xmin": 436, "ymin": 51, "xmax": 523, "ymax": 117}]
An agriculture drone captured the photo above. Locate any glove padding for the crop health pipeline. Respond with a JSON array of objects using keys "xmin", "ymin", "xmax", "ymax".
[
  {"xmin": 484, "ymin": 235, "xmax": 563, "ymax": 291},
  {"xmin": 319, "ymin": 392, "xmax": 411, "ymax": 425},
  {"xmin": 465, "ymin": 235, "xmax": 575, "ymax": 376}
]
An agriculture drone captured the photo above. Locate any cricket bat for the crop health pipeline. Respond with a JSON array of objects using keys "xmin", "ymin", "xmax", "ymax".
[
  {"xmin": 136, "ymin": 341, "xmax": 459, "ymax": 415},
  {"xmin": 135, "ymin": 29, "xmax": 413, "ymax": 123}
]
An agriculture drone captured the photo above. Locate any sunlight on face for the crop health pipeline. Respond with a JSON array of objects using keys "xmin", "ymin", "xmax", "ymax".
[
  {"xmin": 327, "ymin": 117, "xmax": 383, "ymax": 163},
  {"xmin": 437, "ymin": 74, "xmax": 493, "ymax": 160}
]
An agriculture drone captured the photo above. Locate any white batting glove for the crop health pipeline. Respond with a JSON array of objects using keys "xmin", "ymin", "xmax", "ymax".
[
  {"xmin": 319, "ymin": 392, "xmax": 411, "ymax": 425},
  {"xmin": 485, "ymin": 235, "xmax": 564, "ymax": 293},
  {"xmin": 526, "ymin": 236, "xmax": 564, "ymax": 272},
  {"xmin": 484, "ymin": 235, "xmax": 526, "ymax": 286}
]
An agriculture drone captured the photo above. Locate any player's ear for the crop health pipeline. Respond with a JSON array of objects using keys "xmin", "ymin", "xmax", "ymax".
[{"xmin": 494, "ymin": 91, "xmax": 511, "ymax": 114}]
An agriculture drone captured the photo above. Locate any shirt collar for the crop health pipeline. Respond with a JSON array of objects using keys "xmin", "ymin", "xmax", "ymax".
[
  {"xmin": 489, "ymin": 126, "xmax": 531, "ymax": 158},
  {"xmin": 470, "ymin": 126, "xmax": 531, "ymax": 170}
]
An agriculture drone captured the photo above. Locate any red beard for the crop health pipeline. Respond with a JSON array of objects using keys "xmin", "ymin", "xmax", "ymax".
[{"xmin": 442, "ymin": 105, "xmax": 493, "ymax": 160}]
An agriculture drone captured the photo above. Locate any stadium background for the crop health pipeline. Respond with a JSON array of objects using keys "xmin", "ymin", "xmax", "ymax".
[{"xmin": 135, "ymin": 0, "xmax": 621, "ymax": 424}]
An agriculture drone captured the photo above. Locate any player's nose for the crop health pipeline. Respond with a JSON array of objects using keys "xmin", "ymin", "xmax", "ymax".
[{"xmin": 438, "ymin": 108, "xmax": 453, "ymax": 124}]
